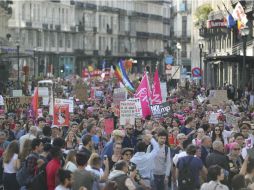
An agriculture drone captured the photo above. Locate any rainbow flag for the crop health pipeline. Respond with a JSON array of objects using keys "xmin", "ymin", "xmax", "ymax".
[{"xmin": 114, "ymin": 60, "xmax": 135, "ymax": 94}]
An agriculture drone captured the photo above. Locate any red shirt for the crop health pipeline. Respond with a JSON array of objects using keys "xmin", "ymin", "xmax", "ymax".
[{"xmin": 46, "ymin": 158, "xmax": 61, "ymax": 190}]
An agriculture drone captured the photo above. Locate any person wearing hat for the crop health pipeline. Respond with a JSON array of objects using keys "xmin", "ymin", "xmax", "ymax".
[
  {"xmin": 101, "ymin": 130, "xmax": 125, "ymax": 159},
  {"xmin": 122, "ymin": 148, "xmax": 134, "ymax": 163}
]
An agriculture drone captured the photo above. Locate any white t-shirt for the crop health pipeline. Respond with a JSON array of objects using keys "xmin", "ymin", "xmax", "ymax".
[
  {"xmin": 64, "ymin": 161, "xmax": 77, "ymax": 172},
  {"xmin": 4, "ymin": 153, "xmax": 18, "ymax": 173},
  {"xmin": 55, "ymin": 185, "xmax": 70, "ymax": 190}
]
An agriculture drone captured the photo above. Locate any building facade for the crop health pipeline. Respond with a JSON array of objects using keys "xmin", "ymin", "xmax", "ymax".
[
  {"xmin": 3, "ymin": 0, "xmax": 171, "ymax": 80},
  {"xmin": 199, "ymin": 0, "xmax": 254, "ymax": 89}
]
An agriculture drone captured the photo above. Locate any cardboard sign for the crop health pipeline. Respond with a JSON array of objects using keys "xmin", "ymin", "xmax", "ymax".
[
  {"xmin": 160, "ymin": 82, "xmax": 167, "ymax": 103},
  {"xmin": 12, "ymin": 90, "xmax": 23, "ymax": 97},
  {"xmin": 150, "ymin": 102, "xmax": 171, "ymax": 119},
  {"xmin": 208, "ymin": 113, "xmax": 219, "ymax": 124},
  {"xmin": 104, "ymin": 118, "xmax": 114, "ymax": 135},
  {"xmin": 53, "ymin": 104, "xmax": 70, "ymax": 126},
  {"xmin": 208, "ymin": 90, "xmax": 228, "ymax": 105},
  {"xmin": 120, "ymin": 101, "xmax": 136, "ymax": 125},
  {"xmin": 4, "ymin": 96, "xmax": 32, "ymax": 112},
  {"xmin": 55, "ymin": 98, "xmax": 74, "ymax": 113},
  {"xmin": 113, "ymin": 88, "xmax": 127, "ymax": 106},
  {"xmin": 37, "ymin": 108, "xmax": 43, "ymax": 118},
  {"xmin": 226, "ymin": 114, "xmax": 239, "ymax": 127},
  {"xmin": 74, "ymin": 80, "xmax": 88, "ymax": 102},
  {"xmin": 128, "ymin": 98, "xmax": 142, "ymax": 118}
]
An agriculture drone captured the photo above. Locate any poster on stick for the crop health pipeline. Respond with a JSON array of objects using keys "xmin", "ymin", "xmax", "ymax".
[
  {"xmin": 55, "ymin": 98, "xmax": 74, "ymax": 113},
  {"xmin": 208, "ymin": 90, "xmax": 228, "ymax": 105},
  {"xmin": 113, "ymin": 88, "xmax": 127, "ymax": 106},
  {"xmin": 53, "ymin": 104, "xmax": 70, "ymax": 126},
  {"xmin": 4, "ymin": 97, "xmax": 32, "ymax": 113},
  {"xmin": 120, "ymin": 101, "xmax": 136, "ymax": 125},
  {"xmin": 128, "ymin": 98, "xmax": 142, "ymax": 118},
  {"xmin": 150, "ymin": 102, "xmax": 171, "ymax": 119}
]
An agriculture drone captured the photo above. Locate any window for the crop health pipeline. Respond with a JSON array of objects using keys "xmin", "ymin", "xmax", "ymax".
[
  {"xmin": 50, "ymin": 32, "xmax": 55, "ymax": 47},
  {"xmin": 22, "ymin": 3, "xmax": 26, "ymax": 20},
  {"xmin": 36, "ymin": 31, "xmax": 42, "ymax": 47},
  {"xmin": 99, "ymin": 36, "xmax": 102, "ymax": 50},
  {"xmin": 62, "ymin": 9, "xmax": 65, "ymax": 24},
  {"xmin": 66, "ymin": 34, "xmax": 71, "ymax": 48},
  {"xmin": 182, "ymin": 16, "xmax": 187, "ymax": 37},
  {"xmin": 59, "ymin": 33, "xmax": 63, "ymax": 48}
]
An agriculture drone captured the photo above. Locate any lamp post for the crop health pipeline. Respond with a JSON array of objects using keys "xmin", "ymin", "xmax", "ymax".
[
  {"xmin": 17, "ymin": 44, "xmax": 20, "ymax": 89},
  {"xmin": 199, "ymin": 42, "xmax": 204, "ymax": 86},
  {"xmin": 240, "ymin": 26, "xmax": 249, "ymax": 88},
  {"xmin": 33, "ymin": 48, "xmax": 37, "ymax": 77}
]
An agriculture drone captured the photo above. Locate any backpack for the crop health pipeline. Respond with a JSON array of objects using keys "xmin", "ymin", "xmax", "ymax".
[
  {"xmin": 178, "ymin": 157, "xmax": 195, "ymax": 190},
  {"xmin": 16, "ymin": 153, "xmax": 39, "ymax": 187},
  {"xmin": 149, "ymin": 144, "xmax": 169, "ymax": 162},
  {"xmin": 29, "ymin": 162, "xmax": 47, "ymax": 190}
]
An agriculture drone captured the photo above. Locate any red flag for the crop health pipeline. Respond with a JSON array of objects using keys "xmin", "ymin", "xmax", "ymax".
[
  {"xmin": 134, "ymin": 73, "xmax": 151, "ymax": 118},
  {"xmin": 151, "ymin": 68, "xmax": 162, "ymax": 105},
  {"xmin": 32, "ymin": 87, "xmax": 39, "ymax": 118}
]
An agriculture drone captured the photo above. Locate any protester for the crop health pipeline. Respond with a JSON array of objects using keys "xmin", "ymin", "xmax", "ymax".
[{"xmin": 55, "ymin": 169, "xmax": 73, "ymax": 190}]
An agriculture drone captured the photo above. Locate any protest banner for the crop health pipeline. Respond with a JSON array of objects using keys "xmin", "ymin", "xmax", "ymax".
[
  {"xmin": 4, "ymin": 96, "xmax": 32, "ymax": 112},
  {"xmin": 150, "ymin": 102, "xmax": 171, "ymax": 119},
  {"xmin": 74, "ymin": 80, "xmax": 88, "ymax": 102},
  {"xmin": 208, "ymin": 113, "xmax": 219, "ymax": 124},
  {"xmin": 208, "ymin": 90, "xmax": 228, "ymax": 105},
  {"xmin": 53, "ymin": 104, "xmax": 70, "ymax": 126},
  {"xmin": 113, "ymin": 88, "xmax": 127, "ymax": 106},
  {"xmin": 55, "ymin": 98, "xmax": 74, "ymax": 113},
  {"xmin": 128, "ymin": 98, "xmax": 142, "ymax": 118},
  {"xmin": 104, "ymin": 118, "xmax": 114, "ymax": 135},
  {"xmin": 226, "ymin": 114, "xmax": 239, "ymax": 127},
  {"xmin": 120, "ymin": 101, "xmax": 136, "ymax": 125}
]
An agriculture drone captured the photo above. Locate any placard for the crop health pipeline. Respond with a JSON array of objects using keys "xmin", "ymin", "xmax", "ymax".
[
  {"xmin": 208, "ymin": 113, "xmax": 219, "ymax": 124},
  {"xmin": 120, "ymin": 101, "xmax": 136, "ymax": 125},
  {"xmin": 74, "ymin": 80, "xmax": 88, "ymax": 102},
  {"xmin": 128, "ymin": 98, "xmax": 142, "ymax": 118},
  {"xmin": 208, "ymin": 90, "xmax": 228, "ymax": 105},
  {"xmin": 0, "ymin": 95, "xmax": 4, "ymax": 106},
  {"xmin": 55, "ymin": 98, "xmax": 74, "ymax": 113},
  {"xmin": 38, "ymin": 87, "xmax": 49, "ymax": 97},
  {"xmin": 53, "ymin": 104, "xmax": 70, "ymax": 126},
  {"xmin": 113, "ymin": 88, "xmax": 127, "ymax": 106},
  {"xmin": 95, "ymin": 91, "xmax": 104, "ymax": 100},
  {"xmin": 160, "ymin": 82, "xmax": 167, "ymax": 103},
  {"xmin": 4, "ymin": 96, "xmax": 32, "ymax": 112},
  {"xmin": 150, "ymin": 102, "xmax": 171, "ymax": 119},
  {"xmin": 12, "ymin": 90, "xmax": 22, "ymax": 97}
]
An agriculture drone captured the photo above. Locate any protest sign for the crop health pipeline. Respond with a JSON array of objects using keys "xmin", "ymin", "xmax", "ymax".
[
  {"xmin": 4, "ymin": 96, "xmax": 32, "ymax": 112},
  {"xmin": 128, "ymin": 98, "xmax": 142, "ymax": 118},
  {"xmin": 55, "ymin": 98, "xmax": 74, "ymax": 113},
  {"xmin": 197, "ymin": 95, "xmax": 206, "ymax": 104},
  {"xmin": 95, "ymin": 90, "xmax": 104, "ymax": 100},
  {"xmin": 150, "ymin": 102, "xmax": 171, "ymax": 119},
  {"xmin": 37, "ymin": 108, "xmax": 43, "ymax": 118},
  {"xmin": 120, "ymin": 101, "xmax": 136, "ymax": 125},
  {"xmin": 0, "ymin": 95, "xmax": 4, "ymax": 106},
  {"xmin": 113, "ymin": 88, "xmax": 127, "ymax": 106},
  {"xmin": 160, "ymin": 82, "xmax": 167, "ymax": 103},
  {"xmin": 226, "ymin": 114, "xmax": 239, "ymax": 127},
  {"xmin": 53, "ymin": 104, "xmax": 70, "ymax": 126},
  {"xmin": 38, "ymin": 87, "xmax": 49, "ymax": 97},
  {"xmin": 104, "ymin": 118, "xmax": 114, "ymax": 135},
  {"xmin": 12, "ymin": 90, "xmax": 22, "ymax": 97},
  {"xmin": 208, "ymin": 90, "xmax": 228, "ymax": 105},
  {"xmin": 208, "ymin": 113, "xmax": 219, "ymax": 124},
  {"xmin": 74, "ymin": 80, "xmax": 88, "ymax": 102}
]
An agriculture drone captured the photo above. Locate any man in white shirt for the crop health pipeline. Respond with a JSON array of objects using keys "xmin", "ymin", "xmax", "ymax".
[
  {"xmin": 147, "ymin": 128, "xmax": 171, "ymax": 190},
  {"xmin": 130, "ymin": 134, "xmax": 159, "ymax": 187},
  {"xmin": 19, "ymin": 126, "xmax": 37, "ymax": 152}
]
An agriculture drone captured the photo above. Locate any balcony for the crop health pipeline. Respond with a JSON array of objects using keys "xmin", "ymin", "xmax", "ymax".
[
  {"xmin": 107, "ymin": 27, "xmax": 112, "ymax": 34},
  {"xmin": 49, "ymin": 24, "xmax": 53, "ymax": 30},
  {"xmin": 93, "ymin": 27, "xmax": 97, "ymax": 34},
  {"xmin": 84, "ymin": 3, "xmax": 97, "ymax": 11},
  {"xmin": 136, "ymin": 32, "xmax": 149, "ymax": 38},
  {"xmin": 70, "ymin": 26, "xmax": 76, "ymax": 32},
  {"xmin": 25, "ymin": 22, "xmax": 32, "ymax": 28},
  {"xmin": 93, "ymin": 50, "xmax": 99, "ymax": 56},
  {"xmin": 74, "ymin": 49, "xmax": 84, "ymax": 54},
  {"xmin": 55, "ymin": 25, "xmax": 61, "ymax": 31},
  {"xmin": 78, "ymin": 25, "xmax": 84, "ymax": 32},
  {"xmin": 149, "ymin": 14, "xmax": 163, "ymax": 21}
]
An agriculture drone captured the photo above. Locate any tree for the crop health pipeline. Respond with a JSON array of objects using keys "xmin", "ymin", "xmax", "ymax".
[{"xmin": 194, "ymin": 4, "xmax": 213, "ymax": 27}]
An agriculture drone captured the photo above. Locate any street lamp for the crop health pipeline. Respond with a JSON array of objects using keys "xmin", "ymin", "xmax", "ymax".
[
  {"xmin": 240, "ymin": 26, "xmax": 249, "ymax": 88},
  {"xmin": 16, "ymin": 44, "xmax": 20, "ymax": 89},
  {"xmin": 199, "ymin": 42, "xmax": 204, "ymax": 86}
]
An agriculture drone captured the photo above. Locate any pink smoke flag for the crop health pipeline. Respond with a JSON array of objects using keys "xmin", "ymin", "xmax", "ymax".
[
  {"xmin": 31, "ymin": 87, "xmax": 39, "ymax": 118},
  {"xmin": 134, "ymin": 73, "xmax": 151, "ymax": 118},
  {"xmin": 151, "ymin": 68, "xmax": 162, "ymax": 105}
]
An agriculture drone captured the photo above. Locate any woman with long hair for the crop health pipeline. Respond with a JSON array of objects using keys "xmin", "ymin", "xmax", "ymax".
[
  {"xmin": 65, "ymin": 131, "xmax": 79, "ymax": 150},
  {"xmin": 3, "ymin": 141, "xmax": 20, "ymax": 190},
  {"xmin": 211, "ymin": 126, "xmax": 224, "ymax": 144},
  {"xmin": 64, "ymin": 150, "xmax": 77, "ymax": 172},
  {"xmin": 19, "ymin": 139, "xmax": 31, "ymax": 162}
]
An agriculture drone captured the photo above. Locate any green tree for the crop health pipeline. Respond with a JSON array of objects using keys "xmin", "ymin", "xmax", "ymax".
[{"xmin": 194, "ymin": 4, "xmax": 213, "ymax": 27}]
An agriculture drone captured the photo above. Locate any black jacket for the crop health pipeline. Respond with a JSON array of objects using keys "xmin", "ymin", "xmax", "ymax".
[{"xmin": 206, "ymin": 150, "xmax": 229, "ymax": 171}]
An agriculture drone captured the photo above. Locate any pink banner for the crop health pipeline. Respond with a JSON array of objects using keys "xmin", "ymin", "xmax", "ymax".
[
  {"xmin": 134, "ymin": 73, "xmax": 151, "ymax": 118},
  {"xmin": 151, "ymin": 68, "xmax": 162, "ymax": 105}
]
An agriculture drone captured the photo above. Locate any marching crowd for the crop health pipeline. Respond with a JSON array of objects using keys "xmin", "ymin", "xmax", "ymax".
[{"xmin": 0, "ymin": 78, "xmax": 253, "ymax": 190}]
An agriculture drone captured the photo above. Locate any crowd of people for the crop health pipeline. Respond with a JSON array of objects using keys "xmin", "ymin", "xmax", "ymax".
[{"xmin": 0, "ymin": 77, "xmax": 253, "ymax": 190}]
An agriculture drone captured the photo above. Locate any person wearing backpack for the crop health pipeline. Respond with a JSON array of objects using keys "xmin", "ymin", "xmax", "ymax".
[
  {"xmin": 176, "ymin": 144, "xmax": 207, "ymax": 190},
  {"xmin": 147, "ymin": 128, "xmax": 171, "ymax": 190}
]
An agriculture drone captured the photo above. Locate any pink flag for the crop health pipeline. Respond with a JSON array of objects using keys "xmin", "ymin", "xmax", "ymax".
[
  {"xmin": 134, "ymin": 73, "xmax": 151, "ymax": 118},
  {"xmin": 31, "ymin": 87, "xmax": 39, "ymax": 118},
  {"xmin": 151, "ymin": 68, "xmax": 162, "ymax": 105}
]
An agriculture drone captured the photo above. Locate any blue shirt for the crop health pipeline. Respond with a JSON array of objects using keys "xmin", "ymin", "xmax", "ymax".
[{"xmin": 177, "ymin": 155, "xmax": 203, "ymax": 187}]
